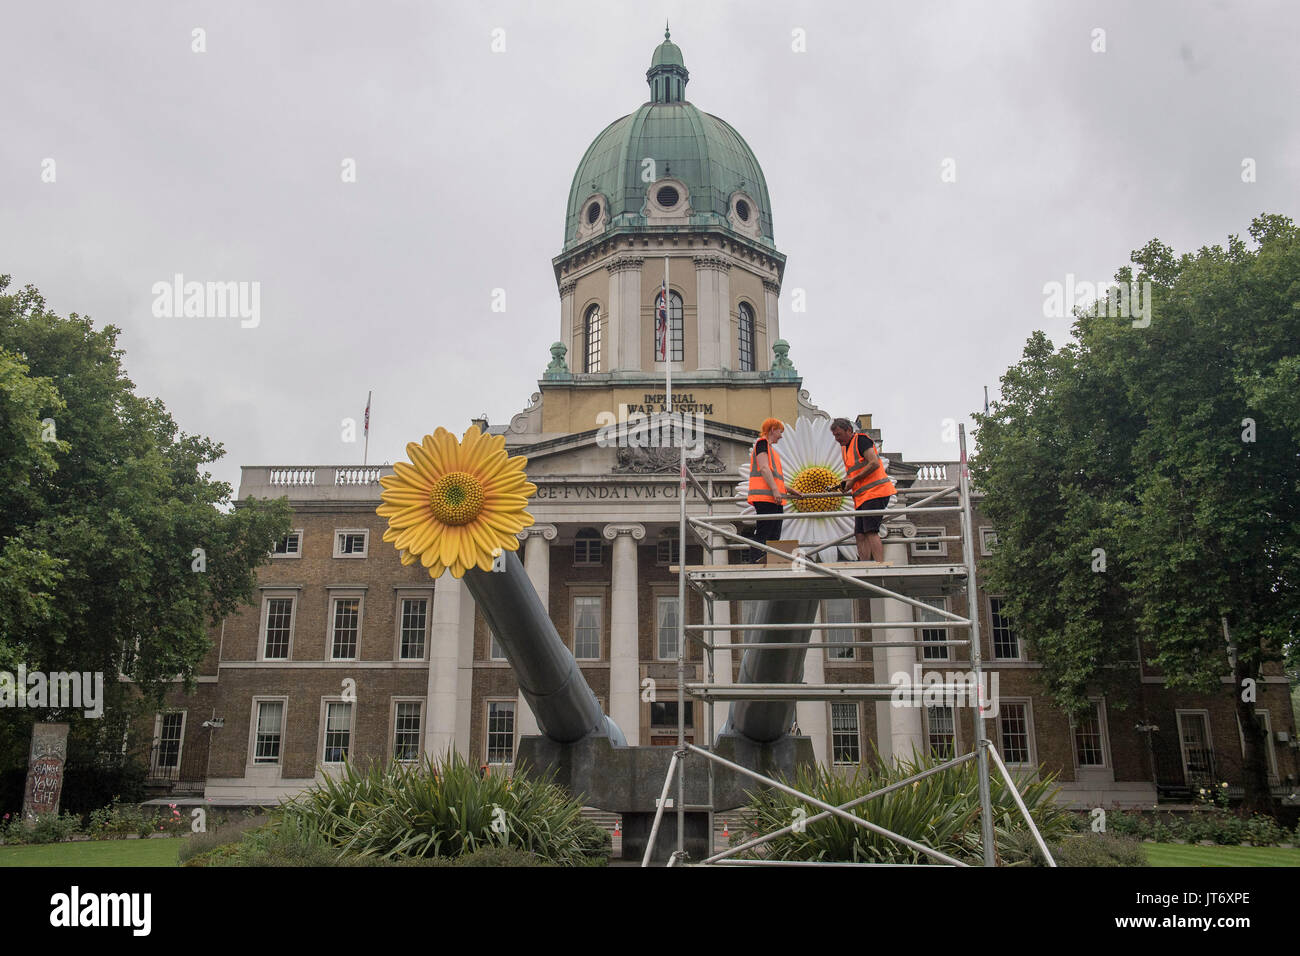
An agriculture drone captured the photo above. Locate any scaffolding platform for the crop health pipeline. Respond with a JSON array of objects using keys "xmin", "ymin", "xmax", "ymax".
[{"xmin": 677, "ymin": 562, "xmax": 969, "ymax": 601}]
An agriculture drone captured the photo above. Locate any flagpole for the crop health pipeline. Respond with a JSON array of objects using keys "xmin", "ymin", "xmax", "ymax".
[
  {"xmin": 363, "ymin": 390, "xmax": 372, "ymax": 466},
  {"xmin": 664, "ymin": 255, "xmax": 671, "ymax": 415}
]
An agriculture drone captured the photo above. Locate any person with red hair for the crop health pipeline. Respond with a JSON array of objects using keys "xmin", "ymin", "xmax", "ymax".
[{"xmin": 745, "ymin": 418, "xmax": 800, "ymax": 562}]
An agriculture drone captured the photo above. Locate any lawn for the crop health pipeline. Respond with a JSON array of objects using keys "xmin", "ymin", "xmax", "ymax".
[
  {"xmin": 1144, "ymin": 843, "xmax": 1300, "ymax": 867},
  {"xmin": 0, "ymin": 837, "xmax": 182, "ymax": 867}
]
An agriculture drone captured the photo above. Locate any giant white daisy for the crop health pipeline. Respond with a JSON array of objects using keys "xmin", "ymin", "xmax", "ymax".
[{"xmin": 736, "ymin": 416, "xmax": 856, "ymax": 561}]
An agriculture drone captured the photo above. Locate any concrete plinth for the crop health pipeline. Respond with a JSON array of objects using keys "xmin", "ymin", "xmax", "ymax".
[{"xmin": 622, "ymin": 812, "xmax": 710, "ymax": 862}]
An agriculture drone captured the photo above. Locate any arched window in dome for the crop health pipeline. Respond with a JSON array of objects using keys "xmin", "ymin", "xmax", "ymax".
[
  {"xmin": 737, "ymin": 302, "xmax": 755, "ymax": 372},
  {"xmin": 583, "ymin": 305, "xmax": 601, "ymax": 373},
  {"xmin": 668, "ymin": 291, "xmax": 683, "ymax": 363}
]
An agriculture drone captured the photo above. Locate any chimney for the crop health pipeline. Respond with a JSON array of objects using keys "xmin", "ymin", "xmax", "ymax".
[{"xmin": 471, "ymin": 414, "xmax": 489, "ymax": 433}]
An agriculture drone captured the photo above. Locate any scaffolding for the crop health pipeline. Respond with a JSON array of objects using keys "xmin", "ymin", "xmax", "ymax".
[{"xmin": 641, "ymin": 423, "xmax": 1056, "ymax": 867}]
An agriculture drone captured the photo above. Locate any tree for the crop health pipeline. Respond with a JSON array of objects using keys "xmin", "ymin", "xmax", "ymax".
[
  {"xmin": 972, "ymin": 215, "xmax": 1300, "ymax": 816},
  {"xmin": 0, "ymin": 276, "xmax": 291, "ymax": 800}
]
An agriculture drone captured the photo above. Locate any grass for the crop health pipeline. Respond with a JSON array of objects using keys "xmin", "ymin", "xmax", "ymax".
[
  {"xmin": 1144, "ymin": 843, "xmax": 1300, "ymax": 867},
  {"xmin": 0, "ymin": 837, "xmax": 183, "ymax": 867}
]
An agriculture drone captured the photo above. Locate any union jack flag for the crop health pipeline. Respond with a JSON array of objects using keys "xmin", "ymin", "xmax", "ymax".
[{"xmin": 655, "ymin": 283, "xmax": 668, "ymax": 361}]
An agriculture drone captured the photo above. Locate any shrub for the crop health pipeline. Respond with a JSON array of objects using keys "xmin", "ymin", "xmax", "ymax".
[
  {"xmin": 177, "ymin": 812, "xmax": 270, "ymax": 864},
  {"xmin": 270, "ymin": 752, "xmax": 607, "ymax": 866},
  {"xmin": 1004, "ymin": 831, "xmax": 1148, "ymax": 867},
  {"xmin": 733, "ymin": 753, "xmax": 1072, "ymax": 864}
]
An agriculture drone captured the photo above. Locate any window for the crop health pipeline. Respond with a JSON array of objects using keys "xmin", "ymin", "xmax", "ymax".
[
  {"xmin": 926, "ymin": 706, "xmax": 956, "ymax": 759},
  {"xmin": 273, "ymin": 530, "xmax": 302, "ymax": 557},
  {"xmin": 1177, "ymin": 710, "xmax": 1213, "ymax": 789},
  {"xmin": 668, "ymin": 291, "xmax": 683, "ymax": 363},
  {"xmin": 735, "ymin": 198, "xmax": 751, "ymax": 222},
  {"xmin": 824, "ymin": 599, "xmax": 855, "ymax": 661},
  {"xmin": 657, "ymin": 597, "xmax": 679, "ymax": 660},
  {"xmin": 394, "ymin": 701, "xmax": 422, "ymax": 762},
  {"xmin": 398, "ymin": 597, "xmax": 427, "ymax": 660},
  {"xmin": 586, "ymin": 200, "xmax": 601, "ymax": 225},
  {"xmin": 1073, "ymin": 701, "xmax": 1107, "ymax": 767},
  {"xmin": 153, "ymin": 712, "xmax": 184, "ymax": 770},
  {"xmin": 910, "ymin": 528, "xmax": 947, "ymax": 557},
  {"xmin": 254, "ymin": 700, "xmax": 285, "ymax": 764},
  {"xmin": 979, "ymin": 527, "xmax": 998, "ymax": 555},
  {"xmin": 650, "ymin": 701, "xmax": 693, "ymax": 728},
  {"xmin": 989, "ymin": 597, "xmax": 1019, "ymax": 659},
  {"xmin": 490, "ymin": 634, "xmax": 506, "ymax": 661},
  {"xmin": 656, "ymin": 184, "xmax": 680, "ymax": 207},
  {"xmin": 998, "ymin": 701, "xmax": 1033, "ymax": 764},
  {"xmin": 486, "ymin": 701, "xmax": 515, "ymax": 765},
  {"xmin": 656, "ymin": 530, "xmax": 680, "ymax": 566},
  {"xmin": 916, "ymin": 597, "xmax": 949, "ymax": 661},
  {"xmin": 573, "ymin": 528, "xmax": 602, "ymax": 566},
  {"xmin": 334, "ymin": 530, "xmax": 368, "ymax": 557},
  {"xmin": 583, "ymin": 305, "xmax": 601, "ymax": 373},
  {"xmin": 573, "ymin": 596, "xmax": 602, "ymax": 659},
  {"xmin": 737, "ymin": 302, "xmax": 755, "ymax": 371},
  {"xmin": 831, "ymin": 702, "xmax": 861, "ymax": 765},
  {"xmin": 323, "ymin": 701, "xmax": 353, "ymax": 764},
  {"xmin": 262, "ymin": 597, "xmax": 294, "ymax": 660},
  {"xmin": 331, "ymin": 597, "xmax": 361, "ymax": 660},
  {"xmin": 1237, "ymin": 709, "xmax": 1278, "ymax": 782}
]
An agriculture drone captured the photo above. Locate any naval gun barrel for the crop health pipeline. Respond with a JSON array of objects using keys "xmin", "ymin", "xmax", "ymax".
[
  {"xmin": 721, "ymin": 597, "xmax": 821, "ymax": 744},
  {"xmin": 464, "ymin": 550, "xmax": 626, "ymax": 746}
]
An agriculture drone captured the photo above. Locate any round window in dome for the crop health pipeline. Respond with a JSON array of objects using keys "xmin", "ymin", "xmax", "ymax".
[
  {"xmin": 656, "ymin": 185, "xmax": 680, "ymax": 208},
  {"xmin": 736, "ymin": 199, "xmax": 751, "ymax": 222},
  {"xmin": 586, "ymin": 201, "xmax": 601, "ymax": 225}
]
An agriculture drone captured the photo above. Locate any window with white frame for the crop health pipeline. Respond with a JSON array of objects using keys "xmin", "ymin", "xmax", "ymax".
[
  {"xmin": 1237, "ymin": 708, "xmax": 1278, "ymax": 781},
  {"xmin": 916, "ymin": 596, "xmax": 949, "ymax": 661},
  {"xmin": 926, "ymin": 705, "xmax": 956, "ymax": 759},
  {"xmin": 398, "ymin": 597, "xmax": 427, "ymax": 660},
  {"xmin": 330, "ymin": 597, "xmax": 362, "ymax": 660},
  {"xmin": 573, "ymin": 595, "xmax": 602, "ymax": 659},
  {"xmin": 910, "ymin": 527, "xmax": 947, "ymax": 557},
  {"xmin": 490, "ymin": 634, "xmax": 506, "ymax": 661},
  {"xmin": 737, "ymin": 302, "xmax": 755, "ymax": 372},
  {"xmin": 988, "ymin": 597, "xmax": 1019, "ymax": 659},
  {"xmin": 393, "ymin": 700, "xmax": 422, "ymax": 762},
  {"xmin": 668, "ymin": 291, "xmax": 684, "ymax": 363},
  {"xmin": 253, "ymin": 700, "xmax": 285, "ymax": 764},
  {"xmin": 262, "ymin": 596, "xmax": 295, "ymax": 660},
  {"xmin": 997, "ymin": 701, "xmax": 1033, "ymax": 764},
  {"xmin": 273, "ymin": 530, "xmax": 302, "ymax": 557},
  {"xmin": 1073, "ymin": 700, "xmax": 1108, "ymax": 767},
  {"xmin": 153, "ymin": 712, "xmax": 185, "ymax": 770},
  {"xmin": 583, "ymin": 305, "xmax": 601, "ymax": 373},
  {"xmin": 656, "ymin": 530, "xmax": 680, "ymax": 566},
  {"xmin": 486, "ymin": 700, "xmax": 515, "ymax": 764},
  {"xmin": 979, "ymin": 527, "xmax": 998, "ymax": 555},
  {"xmin": 334, "ymin": 529, "xmax": 368, "ymax": 557},
  {"xmin": 573, "ymin": 528, "xmax": 602, "ymax": 566},
  {"xmin": 824, "ymin": 599, "xmax": 855, "ymax": 661},
  {"xmin": 657, "ymin": 596, "xmax": 679, "ymax": 660},
  {"xmin": 831, "ymin": 702, "xmax": 861, "ymax": 765},
  {"xmin": 322, "ymin": 701, "xmax": 353, "ymax": 764}
]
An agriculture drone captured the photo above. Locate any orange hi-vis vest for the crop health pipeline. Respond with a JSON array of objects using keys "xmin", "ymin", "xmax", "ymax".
[
  {"xmin": 842, "ymin": 431, "xmax": 895, "ymax": 506},
  {"xmin": 747, "ymin": 439, "xmax": 787, "ymax": 505}
]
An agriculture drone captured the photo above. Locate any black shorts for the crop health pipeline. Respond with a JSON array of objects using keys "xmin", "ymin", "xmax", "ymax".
[{"xmin": 854, "ymin": 496, "xmax": 889, "ymax": 534}]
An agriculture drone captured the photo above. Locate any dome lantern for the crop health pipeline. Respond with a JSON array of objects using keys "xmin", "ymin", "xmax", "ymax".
[{"xmin": 647, "ymin": 25, "xmax": 688, "ymax": 103}]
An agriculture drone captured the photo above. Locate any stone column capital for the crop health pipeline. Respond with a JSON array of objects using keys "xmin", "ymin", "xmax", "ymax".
[
  {"xmin": 602, "ymin": 522, "xmax": 646, "ymax": 541},
  {"xmin": 762, "ymin": 278, "xmax": 781, "ymax": 294},
  {"xmin": 517, "ymin": 523, "xmax": 558, "ymax": 542},
  {"xmin": 605, "ymin": 256, "xmax": 645, "ymax": 275},
  {"xmin": 558, "ymin": 280, "xmax": 578, "ymax": 297},
  {"xmin": 881, "ymin": 520, "xmax": 917, "ymax": 539},
  {"xmin": 693, "ymin": 254, "xmax": 732, "ymax": 273}
]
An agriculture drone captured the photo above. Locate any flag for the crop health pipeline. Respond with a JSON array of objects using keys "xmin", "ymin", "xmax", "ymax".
[
  {"xmin": 655, "ymin": 283, "xmax": 668, "ymax": 361},
  {"xmin": 364, "ymin": 393, "xmax": 371, "ymax": 438}
]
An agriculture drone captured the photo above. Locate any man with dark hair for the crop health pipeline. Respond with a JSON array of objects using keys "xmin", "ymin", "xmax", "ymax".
[{"xmin": 830, "ymin": 418, "xmax": 895, "ymax": 562}]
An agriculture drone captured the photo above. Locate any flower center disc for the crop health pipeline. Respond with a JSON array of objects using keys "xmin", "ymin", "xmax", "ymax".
[
  {"xmin": 430, "ymin": 471, "xmax": 485, "ymax": 525},
  {"xmin": 790, "ymin": 466, "xmax": 843, "ymax": 513}
]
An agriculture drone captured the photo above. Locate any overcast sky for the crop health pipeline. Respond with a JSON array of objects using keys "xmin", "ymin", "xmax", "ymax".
[{"xmin": 3, "ymin": 0, "xmax": 1297, "ymax": 496}]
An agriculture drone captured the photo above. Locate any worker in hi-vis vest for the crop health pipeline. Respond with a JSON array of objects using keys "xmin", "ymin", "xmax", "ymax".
[
  {"xmin": 746, "ymin": 418, "xmax": 802, "ymax": 563},
  {"xmin": 830, "ymin": 417, "xmax": 896, "ymax": 562}
]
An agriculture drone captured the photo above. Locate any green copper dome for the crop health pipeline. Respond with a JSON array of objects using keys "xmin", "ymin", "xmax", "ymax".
[{"xmin": 563, "ymin": 31, "xmax": 775, "ymax": 252}]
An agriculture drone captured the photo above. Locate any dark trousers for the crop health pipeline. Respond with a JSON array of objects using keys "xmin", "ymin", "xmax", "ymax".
[{"xmin": 749, "ymin": 501, "xmax": 784, "ymax": 561}]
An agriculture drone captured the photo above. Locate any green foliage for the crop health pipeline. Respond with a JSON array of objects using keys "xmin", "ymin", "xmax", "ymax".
[
  {"xmin": 1101, "ymin": 808, "xmax": 1291, "ymax": 846},
  {"xmin": 1002, "ymin": 829, "xmax": 1148, "ymax": 867},
  {"xmin": 971, "ymin": 215, "xmax": 1300, "ymax": 810},
  {"xmin": 732, "ymin": 753, "xmax": 1072, "ymax": 864},
  {"xmin": 0, "ymin": 810, "xmax": 82, "ymax": 845},
  {"xmin": 271, "ymin": 752, "xmax": 607, "ymax": 866},
  {"xmin": 0, "ymin": 275, "xmax": 292, "ymax": 783},
  {"xmin": 176, "ymin": 812, "xmax": 270, "ymax": 864}
]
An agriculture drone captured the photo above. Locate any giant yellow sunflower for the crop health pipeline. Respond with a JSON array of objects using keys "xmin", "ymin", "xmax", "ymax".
[{"xmin": 376, "ymin": 426, "xmax": 536, "ymax": 579}]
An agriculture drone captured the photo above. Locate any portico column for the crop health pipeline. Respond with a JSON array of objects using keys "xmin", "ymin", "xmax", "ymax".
[
  {"xmin": 707, "ymin": 528, "xmax": 738, "ymax": 738},
  {"xmin": 870, "ymin": 521, "xmax": 923, "ymax": 765},
  {"xmin": 515, "ymin": 524, "xmax": 558, "ymax": 736},
  {"xmin": 426, "ymin": 572, "xmax": 476, "ymax": 760},
  {"xmin": 762, "ymin": 278, "xmax": 780, "ymax": 356},
  {"xmin": 797, "ymin": 604, "xmax": 829, "ymax": 758},
  {"xmin": 559, "ymin": 280, "xmax": 577, "ymax": 356},
  {"xmin": 604, "ymin": 523, "xmax": 645, "ymax": 743}
]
